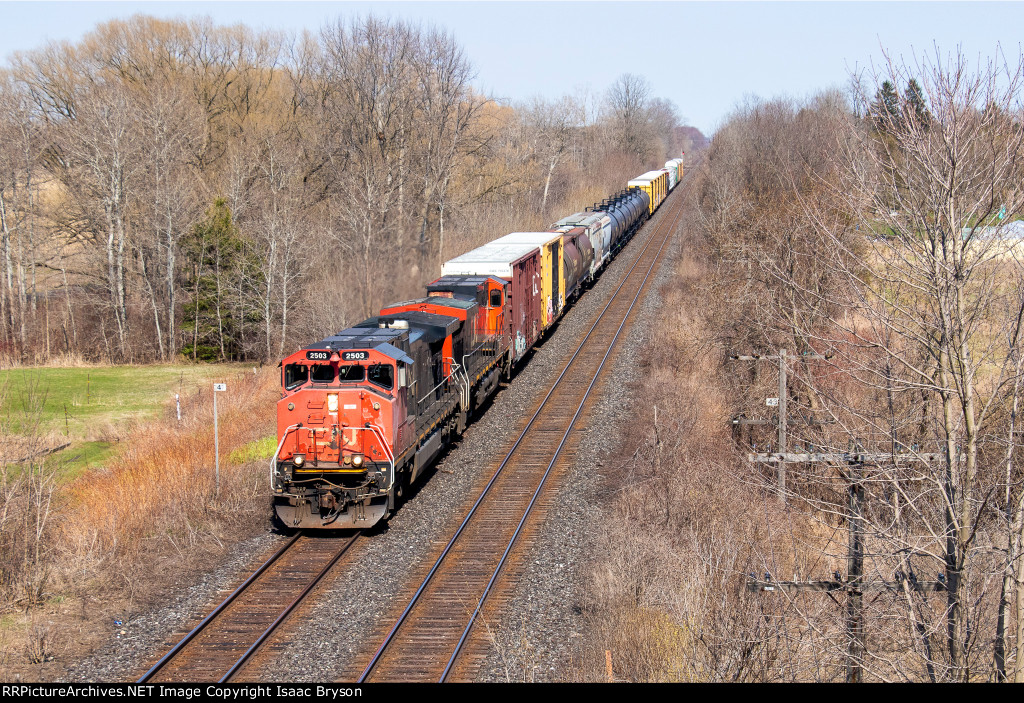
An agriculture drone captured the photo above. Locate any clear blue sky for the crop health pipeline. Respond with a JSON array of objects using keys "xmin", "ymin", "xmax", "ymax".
[{"xmin": 2, "ymin": 1, "xmax": 1022, "ymax": 135}]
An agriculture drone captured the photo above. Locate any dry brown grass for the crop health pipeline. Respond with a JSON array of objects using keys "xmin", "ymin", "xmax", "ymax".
[
  {"xmin": 0, "ymin": 351, "xmax": 94, "ymax": 370},
  {"xmin": 0, "ymin": 364, "xmax": 278, "ymax": 680},
  {"xmin": 64, "ymin": 366, "xmax": 276, "ymax": 563}
]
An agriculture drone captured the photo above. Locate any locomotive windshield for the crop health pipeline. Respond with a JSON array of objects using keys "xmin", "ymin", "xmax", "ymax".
[
  {"xmin": 338, "ymin": 364, "xmax": 366, "ymax": 382},
  {"xmin": 310, "ymin": 364, "xmax": 334, "ymax": 383}
]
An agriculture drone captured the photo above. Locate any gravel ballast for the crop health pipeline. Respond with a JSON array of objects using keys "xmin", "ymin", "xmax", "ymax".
[{"xmin": 476, "ymin": 206, "xmax": 684, "ymax": 682}]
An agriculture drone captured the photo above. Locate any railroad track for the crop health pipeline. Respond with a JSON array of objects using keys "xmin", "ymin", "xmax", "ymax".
[
  {"xmin": 351, "ymin": 186, "xmax": 686, "ymax": 683},
  {"xmin": 137, "ymin": 532, "xmax": 361, "ymax": 683}
]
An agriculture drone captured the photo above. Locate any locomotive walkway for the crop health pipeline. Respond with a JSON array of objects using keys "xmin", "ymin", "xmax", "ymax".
[{"xmin": 350, "ymin": 184, "xmax": 686, "ymax": 682}]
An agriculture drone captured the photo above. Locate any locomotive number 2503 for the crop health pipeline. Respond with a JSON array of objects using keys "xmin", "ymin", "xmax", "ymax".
[
  {"xmin": 342, "ymin": 351, "xmax": 369, "ymax": 361},
  {"xmin": 305, "ymin": 350, "xmax": 330, "ymax": 361}
]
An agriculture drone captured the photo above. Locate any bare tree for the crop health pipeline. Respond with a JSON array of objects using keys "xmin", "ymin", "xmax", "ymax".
[
  {"xmin": 129, "ymin": 83, "xmax": 205, "ymax": 359},
  {"xmin": 521, "ymin": 95, "xmax": 583, "ymax": 214},
  {"xmin": 796, "ymin": 48, "xmax": 1024, "ymax": 681},
  {"xmin": 47, "ymin": 81, "xmax": 143, "ymax": 359},
  {"xmin": 411, "ymin": 26, "xmax": 482, "ymax": 263},
  {"xmin": 607, "ymin": 73, "xmax": 653, "ymax": 164},
  {"xmin": 0, "ymin": 72, "xmax": 44, "ymax": 355}
]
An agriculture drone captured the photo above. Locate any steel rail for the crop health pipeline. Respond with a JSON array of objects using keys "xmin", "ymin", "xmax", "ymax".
[
  {"xmin": 356, "ymin": 188, "xmax": 683, "ymax": 683},
  {"xmin": 220, "ymin": 532, "xmax": 361, "ymax": 682},
  {"xmin": 137, "ymin": 532, "xmax": 302, "ymax": 683},
  {"xmin": 440, "ymin": 200, "xmax": 683, "ymax": 681}
]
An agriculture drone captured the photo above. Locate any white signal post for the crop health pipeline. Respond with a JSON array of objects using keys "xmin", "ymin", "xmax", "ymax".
[{"xmin": 213, "ymin": 383, "xmax": 227, "ymax": 498}]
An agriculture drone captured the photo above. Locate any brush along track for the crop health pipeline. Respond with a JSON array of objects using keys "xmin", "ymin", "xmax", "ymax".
[
  {"xmin": 137, "ymin": 532, "xmax": 360, "ymax": 683},
  {"xmin": 352, "ymin": 188, "xmax": 685, "ymax": 683}
]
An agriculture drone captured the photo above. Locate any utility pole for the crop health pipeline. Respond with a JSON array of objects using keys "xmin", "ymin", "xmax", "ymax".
[
  {"xmin": 731, "ymin": 351, "xmax": 949, "ymax": 681},
  {"xmin": 729, "ymin": 348, "xmax": 827, "ymax": 502},
  {"xmin": 778, "ymin": 348, "xmax": 786, "ymax": 495},
  {"xmin": 846, "ymin": 459, "xmax": 865, "ymax": 683},
  {"xmin": 745, "ymin": 451, "xmax": 941, "ymax": 681}
]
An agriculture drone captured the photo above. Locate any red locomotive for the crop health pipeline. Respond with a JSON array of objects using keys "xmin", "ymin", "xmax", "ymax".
[{"xmin": 271, "ymin": 161, "xmax": 681, "ymax": 528}]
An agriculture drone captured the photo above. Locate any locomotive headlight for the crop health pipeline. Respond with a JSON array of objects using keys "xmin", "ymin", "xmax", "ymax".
[
  {"xmin": 327, "ymin": 393, "xmax": 339, "ymax": 412},
  {"xmin": 351, "ymin": 454, "xmax": 364, "ymax": 468},
  {"xmin": 293, "ymin": 453, "xmax": 306, "ymax": 467},
  {"xmin": 372, "ymin": 402, "xmax": 380, "ymax": 411}
]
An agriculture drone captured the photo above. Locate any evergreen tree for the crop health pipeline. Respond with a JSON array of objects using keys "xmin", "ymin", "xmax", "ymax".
[
  {"xmin": 906, "ymin": 78, "xmax": 930, "ymax": 129},
  {"xmin": 181, "ymin": 198, "xmax": 250, "ymax": 361},
  {"xmin": 871, "ymin": 80, "xmax": 901, "ymax": 132}
]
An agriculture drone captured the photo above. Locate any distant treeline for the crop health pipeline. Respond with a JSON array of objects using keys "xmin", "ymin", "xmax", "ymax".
[{"xmin": 0, "ymin": 14, "xmax": 700, "ymax": 364}]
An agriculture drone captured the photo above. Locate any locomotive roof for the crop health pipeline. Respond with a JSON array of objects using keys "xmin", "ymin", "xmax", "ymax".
[
  {"xmin": 427, "ymin": 276, "xmax": 500, "ymax": 304},
  {"xmin": 385, "ymin": 296, "xmax": 477, "ymax": 310},
  {"xmin": 354, "ymin": 310, "xmax": 460, "ymax": 346},
  {"xmin": 308, "ymin": 327, "xmax": 414, "ymax": 364},
  {"xmin": 428, "ymin": 275, "xmax": 500, "ymax": 289},
  {"xmin": 319, "ymin": 327, "xmax": 405, "ymax": 347}
]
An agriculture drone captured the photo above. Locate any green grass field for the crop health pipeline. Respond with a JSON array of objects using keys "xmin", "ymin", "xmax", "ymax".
[{"xmin": 0, "ymin": 363, "xmax": 251, "ymax": 477}]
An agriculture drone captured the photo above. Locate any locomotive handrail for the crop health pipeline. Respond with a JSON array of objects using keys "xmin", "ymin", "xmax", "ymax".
[
  {"xmin": 452, "ymin": 359, "xmax": 471, "ymax": 408},
  {"xmin": 270, "ymin": 423, "xmax": 303, "ymax": 488},
  {"xmin": 364, "ymin": 423, "xmax": 395, "ymax": 492},
  {"xmin": 418, "ymin": 359, "xmax": 467, "ymax": 406}
]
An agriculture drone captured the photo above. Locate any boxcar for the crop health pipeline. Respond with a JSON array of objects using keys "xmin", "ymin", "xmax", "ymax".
[{"xmin": 440, "ymin": 241, "xmax": 542, "ymax": 362}]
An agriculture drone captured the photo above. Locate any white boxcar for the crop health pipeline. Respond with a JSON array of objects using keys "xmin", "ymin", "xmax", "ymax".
[
  {"xmin": 664, "ymin": 159, "xmax": 679, "ymax": 189},
  {"xmin": 441, "ymin": 241, "xmax": 540, "ymax": 279}
]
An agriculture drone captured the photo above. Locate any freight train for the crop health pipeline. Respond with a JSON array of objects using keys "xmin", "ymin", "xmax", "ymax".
[{"xmin": 270, "ymin": 158, "xmax": 684, "ymax": 528}]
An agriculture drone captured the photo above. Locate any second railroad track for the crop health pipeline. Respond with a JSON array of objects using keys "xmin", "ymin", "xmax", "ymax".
[{"xmin": 351, "ymin": 184, "xmax": 685, "ymax": 683}]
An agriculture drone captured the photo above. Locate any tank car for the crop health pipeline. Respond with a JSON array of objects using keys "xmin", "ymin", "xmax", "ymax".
[{"xmin": 587, "ymin": 187, "xmax": 650, "ymax": 252}]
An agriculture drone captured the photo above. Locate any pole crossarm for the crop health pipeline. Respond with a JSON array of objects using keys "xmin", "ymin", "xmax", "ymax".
[
  {"xmin": 746, "ymin": 578, "xmax": 947, "ymax": 593},
  {"xmin": 732, "ymin": 417, "xmax": 771, "ymax": 426},
  {"xmin": 732, "ymin": 416, "xmax": 834, "ymax": 426},
  {"xmin": 748, "ymin": 452, "xmax": 941, "ymax": 464},
  {"xmin": 729, "ymin": 353, "xmax": 830, "ymax": 362}
]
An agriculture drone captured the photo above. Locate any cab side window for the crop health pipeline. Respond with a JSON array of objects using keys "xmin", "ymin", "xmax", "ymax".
[
  {"xmin": 489, "ymin": 289, "xmax": 502, "ymax": 308},
  {"xmin": 284, "ymin": 364, "xmax": 309, "ymax": 390}
]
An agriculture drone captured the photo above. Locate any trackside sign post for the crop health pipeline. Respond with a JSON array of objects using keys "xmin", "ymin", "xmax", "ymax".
[{"xmin": 213, "ymin": 383, "xmax": 227, "ymax": 497}]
